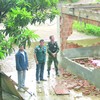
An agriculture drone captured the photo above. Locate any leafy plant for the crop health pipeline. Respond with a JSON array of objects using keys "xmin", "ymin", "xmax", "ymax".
[
  {"xmin": 73, "ymin": 21, "xmax": 100, "ymax": 36},
  {"xmin": 15, "ymin": 28, "xmax": 39, "ymax": 47},
  {"xmin": 59, "ymin": 0, "xmax": 79, "ymax": 3},
  {"xmin": 96, "ymin": 0, "xmax": 100, "ymax": 2},
  {"xmin": 0, "ymin": 0, "xmax": 59, "ymax": 59},
  {"xmin": 71, "ymin": 0, "xmax": 79, "ymax": 3},
  {"xmin": 0, "ymin": 32, "xmax": 14, "ymax": 59}
]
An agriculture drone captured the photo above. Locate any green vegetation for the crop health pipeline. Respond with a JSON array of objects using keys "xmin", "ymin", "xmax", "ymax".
[
  {"xmin": 0, "ymin": 0, "xmax": 59, "ymax": 59},
  {"xmin": 73, "ymin": 21, "xmax": 100, "ymax": 36},
  {"xmin": 96, "ymin": 0, "xmax": 100, "ymax": 2},
  {"xmin": 71, "ymin": 0, "xmax": 79, "ymax": 3},
  {"xmin": 59, "ymin": 0, "xmax": 79, "ymax": 3}
]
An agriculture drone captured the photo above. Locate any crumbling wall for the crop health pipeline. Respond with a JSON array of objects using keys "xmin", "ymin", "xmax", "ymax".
[{"xmin": 60, "ymin": 14, "xmax": 81, "ymax": 50}]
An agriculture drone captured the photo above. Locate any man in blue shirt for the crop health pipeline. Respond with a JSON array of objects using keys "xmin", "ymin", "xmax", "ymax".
[
  {"xmin": 34, "ymin": 39, "xmax": 46, "ymax": 84},
  {"xmin": 15, "ymin": 45, "xmax": 28, "ymax": 92}
]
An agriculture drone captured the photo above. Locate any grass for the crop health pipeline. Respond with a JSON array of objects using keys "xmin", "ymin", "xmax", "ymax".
[
  {"xmin": 71, "ymin": 0, "xmax": 79, "ymax": 3},
  {"xmin": 59, "ymin": 0, "xmax": 79, "ymax": 3},
  {"xmin": 96, "ymin": 0, "xmax": 100, "ymax": 2},
  {"xmin": 73, "ymin": 21, "xmax": 100, "ymax": 36}
]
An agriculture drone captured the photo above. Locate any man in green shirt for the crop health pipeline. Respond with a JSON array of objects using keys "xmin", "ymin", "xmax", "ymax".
[
  {"xmin": 47, "ymin": 35, "xmax": 59, "ymax": 77},
  {"xmin": 34, "ymin": 39, "xmax": 46, "ymax": 83}
]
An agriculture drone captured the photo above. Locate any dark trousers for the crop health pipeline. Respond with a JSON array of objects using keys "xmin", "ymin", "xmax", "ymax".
[
  {"xmin": 47, "ymin": 55, "xmax": 58, "ymax": 76},
  {"xmin": 36, "ymin": 62, "xmax": 45, "ymax": 81}
]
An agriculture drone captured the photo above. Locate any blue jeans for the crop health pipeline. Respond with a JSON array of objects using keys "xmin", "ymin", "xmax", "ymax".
[
  {"xmin": 17, "ymin": 70, "xmax": 26, "ymax": 89},
  {"xmin": 36, "ymin": 63, "xmax": 45, "ymax": 81}
]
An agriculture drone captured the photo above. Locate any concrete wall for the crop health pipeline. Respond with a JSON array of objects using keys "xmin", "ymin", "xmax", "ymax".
[{"xmin": 62, "ymin": 46, "xmax": 100, "ymax": 58}]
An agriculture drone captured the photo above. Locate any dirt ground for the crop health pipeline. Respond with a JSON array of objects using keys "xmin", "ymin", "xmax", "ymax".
[{"xmin": 5, "ymin": 65, "xmax": 100, "ymax": 100}]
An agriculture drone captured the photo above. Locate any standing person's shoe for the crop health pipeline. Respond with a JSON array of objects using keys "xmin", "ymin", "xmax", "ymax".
[
  {"xmin": 23, "ymin": 86, "xmax": 29, "ymax": 90},
  {"xmin": 47, "ymin": 75, "xmax": 50, "ymax": 78},
  {"xmin": 40, "ymin": 79, "xmax": 47, "ymax": 81},
  {"xmin": 37, "ymin": 81, "xmax": 40, "ymax": 84},
  {"xmin": 56, "ymin": 74, "xmax": 60, "ymax": 77},
  {"xmin": 47, "ymin": 73, "xmax": 50, "ymax": 78},
  {"xmin": 18, "ymin": 88, "xmax": 25, "ymax": 92}
]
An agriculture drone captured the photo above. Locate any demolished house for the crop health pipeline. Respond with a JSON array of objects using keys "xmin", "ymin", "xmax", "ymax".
[{"xmin": 60, "ymin": 3, "xmax": 100, "ymax": 89}]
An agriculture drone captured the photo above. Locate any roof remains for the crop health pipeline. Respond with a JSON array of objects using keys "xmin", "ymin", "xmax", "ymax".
[{"xmin": 61, "ymin": 3, "xmax": 100, "ymax": 26}]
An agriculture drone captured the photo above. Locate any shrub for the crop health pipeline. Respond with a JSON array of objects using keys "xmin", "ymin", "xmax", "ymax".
[
  {"xmin": 73, "ymin": 21, "xmax": 100, "ymax": 36},
  {"xmin": 96, "ymin": 0, "xmax": 100, "ymax": 2}
]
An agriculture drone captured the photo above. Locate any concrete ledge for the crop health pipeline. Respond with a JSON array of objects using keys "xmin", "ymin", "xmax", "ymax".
[{"xmin": 62, "ymin": 46, "xmax": 100, "ymax": 58}]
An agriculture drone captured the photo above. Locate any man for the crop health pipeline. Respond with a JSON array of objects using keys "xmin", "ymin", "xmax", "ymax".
[
  {"xmin": 47, "ymin": 35, "xmax": 59, "ymax": 77},
  {"xmin": 34, "ymin": 39, "xmax": 46, "ymax": 84},
  {"xmin": 15, "ymin": 45, "xmax": 28, "ymax": 92}
]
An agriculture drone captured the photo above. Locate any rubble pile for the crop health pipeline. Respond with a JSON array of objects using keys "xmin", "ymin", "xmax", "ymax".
[
  {"xmin": 73, "ymin": 58, "xmax": 100, "ymax": 69},
  {"xmin": 54, "ymin": 68, "xmax": 100, "ymax": 96}
]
